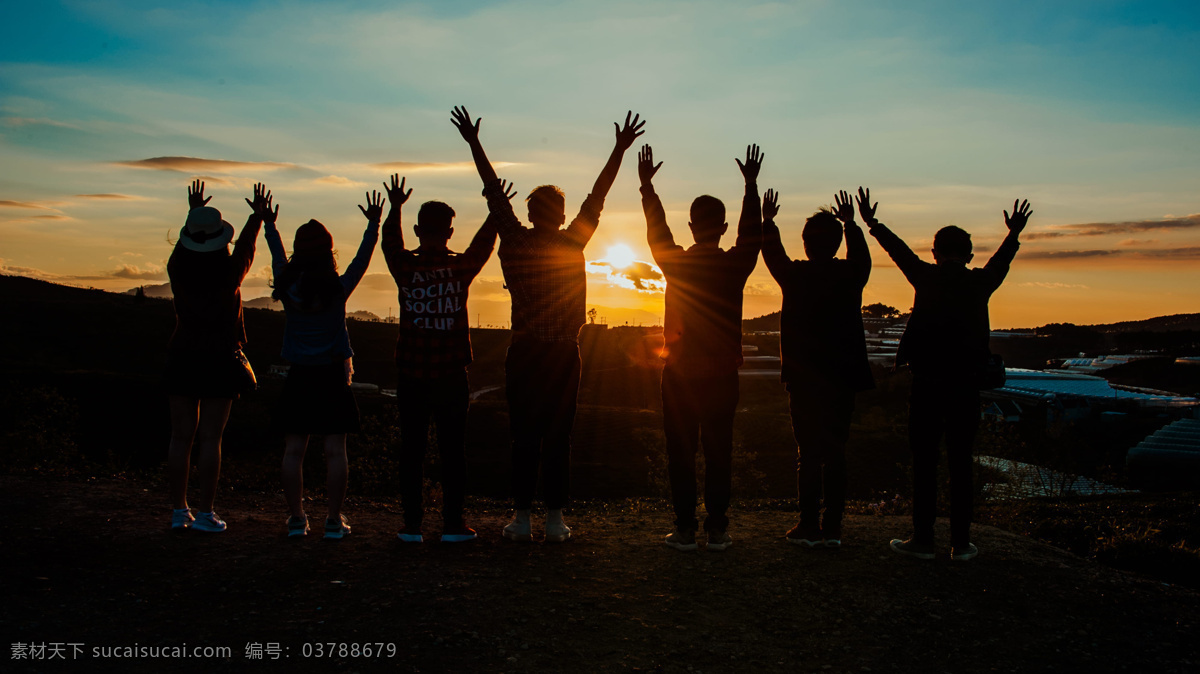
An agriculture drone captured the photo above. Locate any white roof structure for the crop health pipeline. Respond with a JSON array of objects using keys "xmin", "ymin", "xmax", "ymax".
[{"xmin": 997, "ymin": 368, "xmax": 1198, "ymax": 408}]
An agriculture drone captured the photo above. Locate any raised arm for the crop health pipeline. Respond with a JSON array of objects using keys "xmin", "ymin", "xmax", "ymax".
[
  {"xmin": 637, "ymin": 144, "xmax": 681, "ymax": 266},
  {"xmin": 858, "ymin": 186, "xmax": 923, "ymax": 284},
  {"xmin": 463, "ymin": 180, "xmax": 516, "ymax": 274},
  {"xmin": 380, "ymin": 174, "xmax": 413, "ymax": 278},
  {"xmin": 342, "ymin": 190, "xmax": 384, "ymax": 296},
  {"xmin": 240, "ymin": 182, "xmax": 278, "ymax": 279},
  {"xmin": 760, "ymin": 188, "xmax": 792, "ymax": 283},
  {"xmin": 983, "ymin": 198, "xmax": 1030, "ymax": 288},
  {"xmin": 565, "ymin": 111, "xmax": 647, "ymax": 247},
  {"xmin": 452, "ymin": 105, "xmax": 526, "ymax": 242},
  {"xmin": 732, "ymin": 144, "xmax": 764, "ymax": 268},
  {"xmin": 834, "ymin": 189, "xmax": 870, "ymax": 287}
]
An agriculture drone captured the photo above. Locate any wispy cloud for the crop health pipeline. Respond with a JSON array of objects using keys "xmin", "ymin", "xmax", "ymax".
[
  {"xmin": 587, "ymin": 260, "xmax": 665, "ymax": 292},
  {"xmin": 1017, "ymin": 281, "xmax": 1090, "ymax": 289},
  {"xmin": 1023, "ymin": 247, "xmax": 1200, "ymax": 260},
  {"xmin": 1025, "ymin": 214, "xmax": 1200, "ymax": 240},
  {"xmin": 112, "ymin": 156, "xmax": 304, "ymax": 173},
  {"xmin": 1, "ymin": 259, "xmax": 164, "ymax": 282},
  {"xmin": 74, "ymin": 193, "xmax": 144, "ymax": 200},
  {"xmin": 0, "ymin": 200, "xmax": 50, "ymax": 209},
  {"xmin": 313, "ymin": 175, "xmax": 366, "ymax": 187},
  {"xmin": 369, "ymin": 161, "xmax": 519, "ymax": 173},
  {"xmin": 111, "ymin": 263, "xmax": 166, "ymax": 280},
  {"xmin": 1, "ymin": 116, "xmax": 81, "ymax": 130}
]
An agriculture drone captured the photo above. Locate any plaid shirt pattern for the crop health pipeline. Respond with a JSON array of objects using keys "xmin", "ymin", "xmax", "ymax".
[
  {"xmin": 484, "ymin": 180, "xmax": 602, "ymax": 343},
  {"xmin": 382, "ymin": 217, "xmax": 495, "ymax": 379}
]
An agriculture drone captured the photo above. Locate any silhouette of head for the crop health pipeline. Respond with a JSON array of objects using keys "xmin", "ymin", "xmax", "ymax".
[
  {"xmin": 932, "ymin": 225, "xmax": 974, "ymax": 266},
  {"xmin": 274, "ymin": 219, "xmax": 341, "ymax": 310},
  {"xmin": 415, "ymin": 201, "xmax": 455, "ymax": 247},
  {"xmin": 802, "ymin": 209, "xmax": 843, "ymax": 260},
  {"xmin": 293, "ymin": 219, "xmax": 333, "ymax": 255},
  {"xmin": 526, "ymin": 185, "xmax": 566, "ymax": 232},
  {"xmin": 688, "ymin": 195, "xmax": 727, "ymax": 245}
]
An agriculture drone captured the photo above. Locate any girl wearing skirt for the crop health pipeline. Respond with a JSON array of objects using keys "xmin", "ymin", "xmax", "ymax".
[
  {"xmin": 265, "ymin": 191, "xmax": 384, "ymax": 539},
  {"xmin": 165, "ymin": 181, "xmax": 270, "ymax": 532}
]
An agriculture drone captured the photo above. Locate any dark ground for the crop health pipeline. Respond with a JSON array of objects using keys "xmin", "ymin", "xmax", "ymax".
[{"xmin": 3, "ymin": 475, "xmax": 1199, "ymax": 673}]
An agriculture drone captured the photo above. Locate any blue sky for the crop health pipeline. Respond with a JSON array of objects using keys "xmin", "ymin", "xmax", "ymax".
[{"xmin": 2, "ymin": 0, "xmax": 1199, "ymax": 327}]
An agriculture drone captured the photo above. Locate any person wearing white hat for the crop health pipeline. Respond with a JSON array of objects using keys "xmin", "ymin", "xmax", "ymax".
[{"xmin": 164, "ymin": 179, "xmax": 273, "ymax": 534}]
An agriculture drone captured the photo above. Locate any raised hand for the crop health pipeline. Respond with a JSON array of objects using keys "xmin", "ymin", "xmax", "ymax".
[
  {"xmin": 613, "ymin": 111, "xmax": 646, "ymax": 151},
  {"xmin": 383, "ymin": 174, "xmax": 412, "ymax": 207},
  {"xmin": 763, "ymin": 189, "xmax": 780, "ymax": 222},
  {"xmin": 1004, "ymin": 198, "xmax": 1033, "ymax": 234},
  {"xmin": 735, "ymin": 144, "xmax": 764, "ymax": 183},
  {"xmin": 499, "ymin": 179, "xmax": 518, "ymax": 201},
  {"xmin": 358, "ymin": 189, "xmax": 386, "ymax": 222},
  {"xmin": 244, "ymin": 182, "xmax": 278, "ymax": 223},
  {"xmin": 856, "ymin": 187, "xmax": 878, "ymax": 225},
  {"xmin": 833, "ymin": 190, "xmax": 855, "ymax": 224},
  {"xmin": 637, "ymin": 144, "xmax": 662, "ymax": 186},
  {"xmin": 451, "ymin": 106, "xmax": 481, "ymax": 144},
  {"xmin": 188, "ymin": 179, "xmax": 212, "ymax": 208}
]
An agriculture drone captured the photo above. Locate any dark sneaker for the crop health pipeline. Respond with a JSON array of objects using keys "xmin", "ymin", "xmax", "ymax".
[
  {"xmin": 785, "ymin": 523, "xmax": 822, "ymax": 548},
  {"xmin": 544, "ymin": 520, "xmax": 572, "ymax": 544},
  {"xmin": 287, "ymin": 515, "xmax": 310, "ymax": 538},
  {"xmin": 664, "ymin": 529, "xmax": 698, "ymax": 551},
  {"xmin": 889, "ymin": 538, "xmax": 935, "ymax": 560},
  {"xmin": 396, "ymin": 525, "xmax": 423, "ymax": 543},
  {"xmin": 706, "ymin": 531, "xmax": 733, "ymax": 552},
  {"xmin": 951, "ymin": 543, "xmax": 978, "ymax": 561},
  {"xmin": 171, "ymin": 508, "xmax": 194, "ymax": 531},
  {"xmin": 192, "ymin": 511, "xmax": 226, "ymax": 533},
  {"xmin": 440, "ymin": 526, "xmax": 477, "ymax": 543},
  {"xmin": 324, "ymin": 514, "xmax": 351, "ymax": 540}
]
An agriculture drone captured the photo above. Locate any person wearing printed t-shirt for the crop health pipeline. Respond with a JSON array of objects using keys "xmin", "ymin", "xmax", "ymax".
[
  {"xmin": 637, "ymin": 144, "xmax": 764, "ymax": 552},
  {"xmin": 760, "ymin": 189, "xmax": 873, "ymax": 550},
  {"xmin": 265, "ymin": 189, "xmax": 384, "ymax": 541},
  {"xmin": 164, "ymin": 180, "xmax": 268, "ymax": 533},
  {"xmin": 451, "ymin": 105, "xmax": 645, "ymax": 543},
  {"xmin": 380, "ymin": 173, "xmax": 514, "ymax": 544},
  {"xmin": 865, "ymin": 189, "xmax": 1032, "ymax": 562}
]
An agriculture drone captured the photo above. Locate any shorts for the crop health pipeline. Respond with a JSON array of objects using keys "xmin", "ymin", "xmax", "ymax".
[
  {"xmin": 162, "ymin": 349, "xmax": 244, "ymax": 400},
  {"xmin": 274, "ymin": 361, "xmax": 360, "ymax": 434}
]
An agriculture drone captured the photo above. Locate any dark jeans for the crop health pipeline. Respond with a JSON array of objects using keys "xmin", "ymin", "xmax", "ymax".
[
  {"xmin": 909, "ymin": 368, "xmax": 981, "ymax": 547},
  {"xmin": 397, "ymin": 371, "xmax": 469, "ymax": 528},
  {"xmin": 788, "ymin": 385, "xmax": 855, "ymax": 537},
  {"xmin": 662, "ymin": 366, "xmax": 739, "ymax": 533},
  {"xmin": 506, "ymin": 339, "xmax": 581, "ymax": 510}
]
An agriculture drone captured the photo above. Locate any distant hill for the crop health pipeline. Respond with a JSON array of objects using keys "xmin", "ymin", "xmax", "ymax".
[
  {"xmin": 743, "ymin": 310, "xmax": 781, "ymax": 332},
  {"xmin": 243, "ymin": 296, "xmax": 281, "ymax": 311},
  {"xmin": 122, "ymin": 282, "xmax": 172, "ymax": 298},
  {"xmin": 1090, "ymin": 313, "xmax": 1200, "ymax": 333}
]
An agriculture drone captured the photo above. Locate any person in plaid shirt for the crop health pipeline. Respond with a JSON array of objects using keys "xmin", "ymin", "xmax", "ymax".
[
  {"xmin": 451, "ymin": 105, "xmax": 646, "ymax": 543},
  {"xmin": 380, "ymin": 173, "xmax": 515, "ymax": 544}
]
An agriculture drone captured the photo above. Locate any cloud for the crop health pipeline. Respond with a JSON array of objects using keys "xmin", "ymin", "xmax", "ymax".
[
  {"xmin": 1017, "ymin": 281, "xmax": 1090, "ymax": 289},
  {"xmin": 471, "ymin": 278, "xmax": 509, "ymax": 297},
  {"xmin": 744, "ymin": 282, "xmax": 781, "ymax": 297},
  {"xmin": 112, "ymin": 156, "xmax": 304, "ymax": 173},
  {"xmin": 1, "ymin": 116, "xmax": 80, "ymax": 130},
  {"xmin": 369, "ymin": 160, "xmax": 519, "ymax": 173},
  {"xmin": 314, "ymin": 175, "xmax": 366, "ymax": 187},
  {"xmin": 1025, "ymin": 214, "xmax": 1200, "ymax": 240},
  {"xmin": 0, "ymin": 200, "xmax": 50, "ymax": 209},
  {"xmin": 111, "ymin": 263, "xmax": 166, "ymax": 280},
  {"xmin": 30, "ymin": 214, "xmax": 71, "ymax": 221},
  {"xmin": 587, "ymin": 260, "xmax": 665, "ymax": 292},
  {"xmin": 1022, "ymin": 247, "xmax": 1200, "ymax": 261},
  {"xmin": 74, "ymin": 193, "xmax": 144, "ymax": 200}
]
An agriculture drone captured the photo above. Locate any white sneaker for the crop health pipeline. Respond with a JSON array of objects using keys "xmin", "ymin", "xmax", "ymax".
[
  {"xmin": 192, "ymin": 511, "xmax": 226, "ymax": 533},
  {"xmin": 502, "ymin": 512, "xmax": 532, "ymax": 542},
  {"xmin": 171, "ymin": 508, "xmax": 194, "ymax": 530}
]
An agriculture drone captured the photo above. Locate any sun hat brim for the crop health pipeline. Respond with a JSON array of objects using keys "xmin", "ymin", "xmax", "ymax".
[{"xmin": 178, "ymin": 221, "xmax": 235, "ymax": 252}]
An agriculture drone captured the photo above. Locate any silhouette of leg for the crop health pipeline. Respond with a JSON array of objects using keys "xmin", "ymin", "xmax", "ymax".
[
  {"xmin": 193, "ymin": 398, "xmax": 232, "ymax": 513},
  {"xmin": 945, "ymin": 387, "xmax": 981, "ymax": 548},
  {"xmin": 541, "ymin": 344, "xmax": 580, "ymax": 510},
  {"xmin": 662, "ymin": 366, "xmax": 700, "ymax": 532},
  {"xmin": 324, "ymin": 434, "xmax": 348, "ymax": 522},
  {"xmin": 433, "ymin": 372, "xmax": 471, "ymax": 528},
  {"xmin": 282, "ymin": 434, "xmax": 309, "ymax": 519},
  {"xmin": 789, "ymin": 388, "xmax": 824, "ymax": 534},
  {"xmin": 167, "ymin": 395, "xmax": 199, "ymax": 510},
  {"xmin": 397, "ymin": 381, "xmax": 432, "ymax": 529},
  {"xmin": 506, "ymin": 342, "xmax": 541, "ymax": 510},
  {"xmin": 700, "ymin": 372, "xmax": 738, "ymax": 534},
  {"xmin": 822, "ymin": 390, "xmax": 855, "ymax": 538},
  {"xmin": 909, "ymin": 372, "xmax": 943, "ymax": 546}
]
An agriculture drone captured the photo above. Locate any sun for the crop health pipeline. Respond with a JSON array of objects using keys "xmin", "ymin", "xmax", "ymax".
[{"xmin": 605, "ymin": 243, "xmax": 636, "ymax": 269}]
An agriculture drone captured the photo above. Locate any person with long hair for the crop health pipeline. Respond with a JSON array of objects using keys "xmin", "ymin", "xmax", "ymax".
[
  {"xmin": 265, "ymin": 190, "xmax": 384, "ymax": 540},
  {"xmin": 165, "ymin": 180, "xmax": 270, "ymax": 532}
]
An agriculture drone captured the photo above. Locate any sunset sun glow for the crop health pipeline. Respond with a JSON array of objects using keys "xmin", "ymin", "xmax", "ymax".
[{"xmin": 605, "ymin": 244, "xmax": 637, "ymax": 270}]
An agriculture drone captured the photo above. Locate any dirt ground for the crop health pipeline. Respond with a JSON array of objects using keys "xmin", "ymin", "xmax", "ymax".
[{"xmin": 3, "ymin": 475, "xmax": 1198, "ymax": 673}]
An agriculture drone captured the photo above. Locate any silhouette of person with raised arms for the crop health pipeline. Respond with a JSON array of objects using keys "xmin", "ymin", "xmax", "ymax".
[
  {"xmin": 638, "ymin": 143, "xmax": 764, "ymax": 552},
  {"xmin": 380, "ymin": 173, "xmax": 516, "ymax": 544},
  {"xmin": 761, "ymin": 189, "xmax": 873, "ymax": 549},
  {"xmin": 862, "ymin": 189, "xmax": 1032, "ymax": 561},
  {"xmin": 266, "ymin": 189, "xmax": 385, "ymax": 540},
  {"xmin": 451, "ymin": 105, "xmax": 646, "ymax": 543},
  {"xmin": 164, "ymin": 180, "xmax": 267, "ymax": 533}
]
